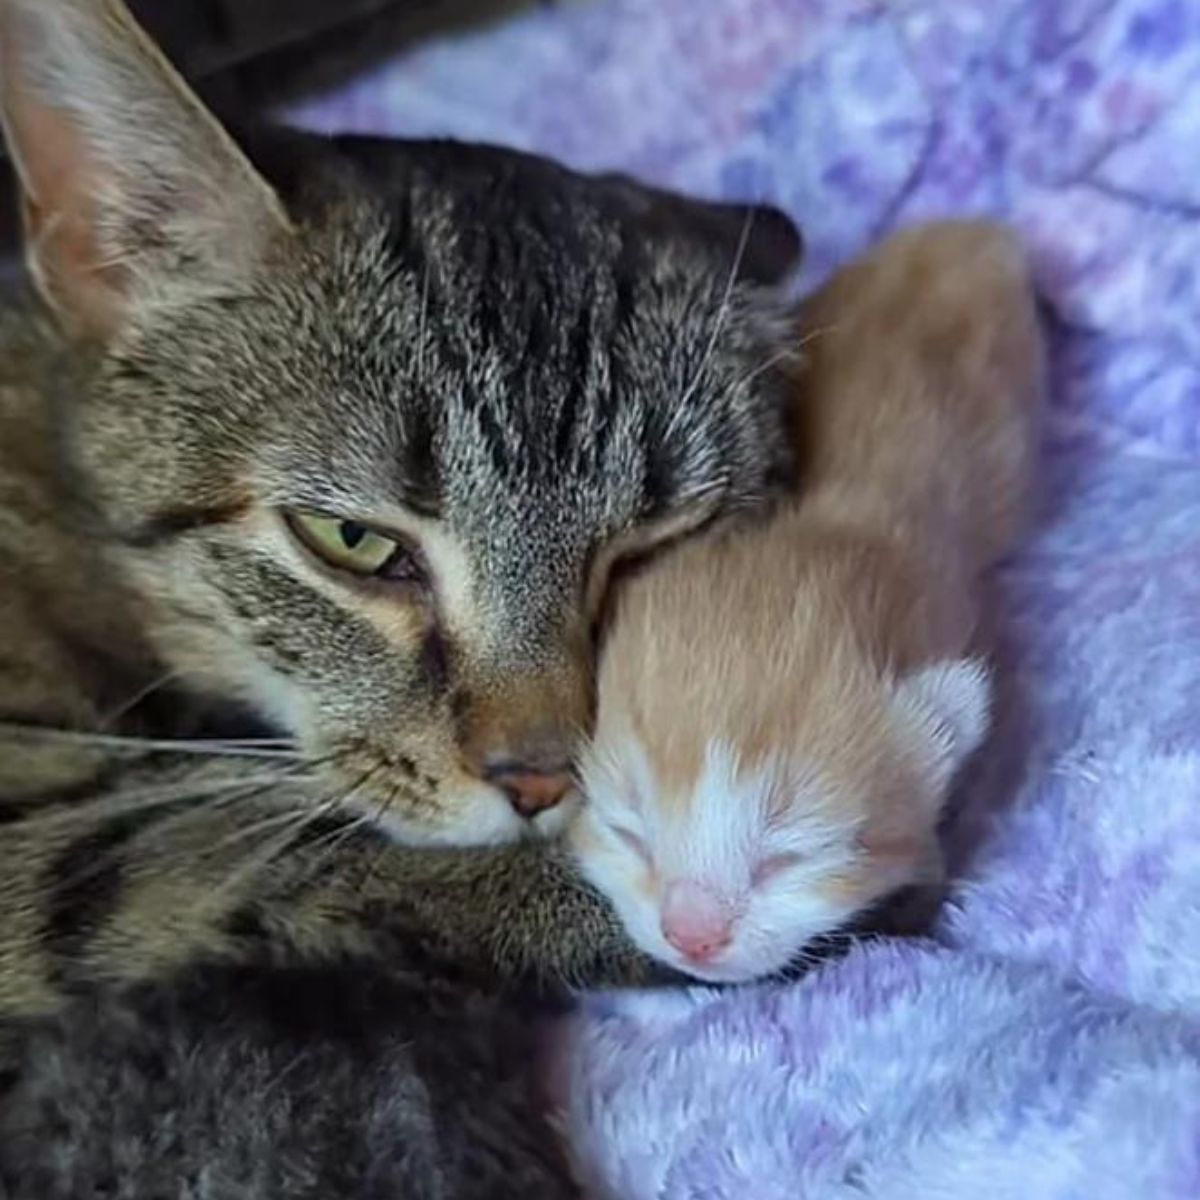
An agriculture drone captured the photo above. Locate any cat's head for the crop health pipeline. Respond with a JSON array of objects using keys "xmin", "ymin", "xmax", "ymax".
[{"xmin": 0, "ymin": 0, "xmax": 803, "ymax": 845}]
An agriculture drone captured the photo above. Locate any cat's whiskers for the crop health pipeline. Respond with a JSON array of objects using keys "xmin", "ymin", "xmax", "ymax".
[
  {"xmin": 226, "ymin": 806, "xmax": 378, "ymax": 901},
  {"xmin": 739, "ymin": 321, "xmax": 839, "ymax": 391},
  {"xmin": 202, "ymin": 801, "xmax": 340, "ymax": 858},
  {"xmin": 5, "ymin": 769, "xmax": 316, "ymax": 833},
  {"xmin": 297, "ymin": 811, "xmax": 373, "ymax": 862},
  {"xmin": 359, "ymin": 783, "xmax": 410, "ymax": 887},
  {"xmin": 289, "ymin": 763, "xmax": 399, "ymax": 882},
  {"xmin": 667, "ymin": 207, "xmax": 756, "ymax": 440},
  {"xmin": 416, "ymin": 260, "xmax": 431, "ymax": 387},
  {"xmin": 209, "ymin": 778, "xmax": 374, "ymax": 899},
  {"xmin": 205, "ymin": 737, "xmax": 300, "ymax": 751},
  {"xmin": 215, "ymin": 758, "xmax": 397, "ymax": 896},
  {"xmin": 97, "ymin": 669, "xmax": 184, "ymax": 729},
  {"xmin": 0, "ymin": 722, "xmax": 303, "ymax": 760},
  {"xmin": 195, "ymin": 752, "xmax": 408, "ymax": 892},
  {"xmin": 18, "ymin": 750, "xmax": 345, "ymax": 890},
  {"xmin": 733, "ymin": 343, "xmax": 803, "ymax": 396},
  {"xmin": 34, "ymin": 767, "xmax": 314, "ymax": 903},
  {"xmin": 216, "ymin": 811, "xmax": 349, "ymax": 897}
]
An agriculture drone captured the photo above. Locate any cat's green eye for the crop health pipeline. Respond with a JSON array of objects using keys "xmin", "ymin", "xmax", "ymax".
[{"xmin": 285, "ymin": 512, "xmax": 419, "ymax": 582}]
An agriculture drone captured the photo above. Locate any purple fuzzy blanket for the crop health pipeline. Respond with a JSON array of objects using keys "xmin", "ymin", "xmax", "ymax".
[{"xmin": 287, "ymin": 3, "xmax": 1200, "ymax": 1195}]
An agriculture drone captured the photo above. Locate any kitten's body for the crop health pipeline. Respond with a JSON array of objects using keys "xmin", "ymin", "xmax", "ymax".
[
  {"xmin": 0, "ymin": 0, "xmax": 802, "ymax": 1193},
  {"xmin": 576, "ymin": 223, "xmax": 1045, "ymax": 983}
]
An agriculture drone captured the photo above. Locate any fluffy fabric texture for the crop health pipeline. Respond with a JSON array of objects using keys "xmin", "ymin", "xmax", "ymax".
[{"xmin": 289, "ymin": 2, "xmax": 1200, "ymax": 1196}]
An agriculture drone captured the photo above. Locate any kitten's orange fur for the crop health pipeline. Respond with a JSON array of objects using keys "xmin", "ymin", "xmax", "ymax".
[{"xmin": 574, "ymin": 221, "xmax": 1045, "ymax": 982}]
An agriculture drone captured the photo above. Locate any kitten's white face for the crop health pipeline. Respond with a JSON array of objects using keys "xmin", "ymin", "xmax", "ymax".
[
  {"xmin": 572, "ymin": 660, "xmax": 990, "ymax": 983},
  {"xmin": 574, "ymin": 741, "xmax": 871, "ymax": 982}
]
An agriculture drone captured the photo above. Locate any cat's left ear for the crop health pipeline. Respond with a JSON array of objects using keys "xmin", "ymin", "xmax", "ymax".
[
  {"xmin": 0, "ymin": 0, "xmax": 292, "ymax": 340},
  {"xmin": 598, "ymin": 172, "xmax": 803, "ymax": 287}
]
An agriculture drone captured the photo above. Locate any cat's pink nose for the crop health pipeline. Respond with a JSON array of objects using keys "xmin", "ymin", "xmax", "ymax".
[
  {"xmin": 661, "ymin": 880, "xmax": 734, "ymax": 964},
  {"xmin": 485, "ymin": 764, "xmax": 573, "ymax": 819}
]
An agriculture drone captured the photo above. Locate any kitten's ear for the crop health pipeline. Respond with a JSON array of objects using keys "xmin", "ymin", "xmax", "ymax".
[
  {"xmin": 0, "ymin": 0, "xmax": 291, "ymax": 339},
  {"xmin": 598, "ymin": 172, "xmax": 803, "ymax": 286},
  {"xmin": 892, "ymin": 659, "xmax": 992, "ymax": 800}
]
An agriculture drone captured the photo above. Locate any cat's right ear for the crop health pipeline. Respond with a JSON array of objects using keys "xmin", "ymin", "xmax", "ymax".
[
  {"xmin": 0, "ymin": 0, "xmax": 291, "ymax": 340},
  {"xmin": 646, "ymin": 195, "xmax": 803, "ymax": 288},
  {"xmin": 597, "ymin": 172, "xmax": 803, "ymax": 287}
]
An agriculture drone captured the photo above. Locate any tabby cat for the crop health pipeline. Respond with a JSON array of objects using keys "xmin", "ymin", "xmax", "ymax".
[{"xmin": 0, "ymin": 0, "xmax": 802, "ymax": 1194}]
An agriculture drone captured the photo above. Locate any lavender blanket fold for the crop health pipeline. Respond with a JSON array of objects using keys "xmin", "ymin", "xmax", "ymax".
[{"xmin": 288, "ymin": 2, "xmax": 1200, "ymax": 1195}]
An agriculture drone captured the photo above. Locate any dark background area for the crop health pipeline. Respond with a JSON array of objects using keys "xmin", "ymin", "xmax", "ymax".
[
  {"xmin": 127, "ymin": 0, "xmax": 534, "ymax": 109},
  {"xmin": 0, "ymin": 0, "xmax": 535, "ymax": 270}
]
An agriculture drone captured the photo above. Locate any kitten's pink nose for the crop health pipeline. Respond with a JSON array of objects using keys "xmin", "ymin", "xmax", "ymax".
[{"xmin": 661, "ymin": 880, "xmax": 734, "ymax": 964}]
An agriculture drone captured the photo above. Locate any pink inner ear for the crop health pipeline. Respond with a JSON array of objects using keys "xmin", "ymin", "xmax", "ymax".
[
  {"xmin": 6, "ymin": 91, "xmax": 128, "ymax": 338},
  {"xmin": 24, "ymin": 196, "xmax": 129, "ymax": 341}
]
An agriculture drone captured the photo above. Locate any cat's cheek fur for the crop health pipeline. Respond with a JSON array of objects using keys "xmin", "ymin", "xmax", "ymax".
[
  {"xmin": 111, "ymin": 542, "xmax": 307, "ymax": 729},
  {"xmin": 110, "ymin": 511, "xmax": 524, "ymax": 843}
]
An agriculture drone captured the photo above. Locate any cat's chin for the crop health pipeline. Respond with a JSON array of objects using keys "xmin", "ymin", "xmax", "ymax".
[{"xmin": 364, "ymin": 783, "xmax": 581, "ymax": 849}]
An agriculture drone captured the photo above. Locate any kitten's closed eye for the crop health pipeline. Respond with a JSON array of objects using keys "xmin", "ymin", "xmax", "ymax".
[
  {"xmin": 285, "ymin": 511, "xmax": 425, "ymax": 586},
  {"xmin": 751, "ymin": 852, "xmax": 803, "ymax": 887},
  {"xmin": 609, "ymin": 822, "xmax": 653, "ymax": 865}
]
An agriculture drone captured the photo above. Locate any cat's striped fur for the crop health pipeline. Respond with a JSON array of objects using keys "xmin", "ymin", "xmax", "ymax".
[{"xmin": 0, "ymin": 0, "xmax": 802, "ymax": 1194}]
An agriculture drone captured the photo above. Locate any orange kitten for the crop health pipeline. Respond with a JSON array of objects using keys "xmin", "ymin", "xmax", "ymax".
[{"xmin": 572, "ymin": 221, "xmax": 1045, "ymax": 982}]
